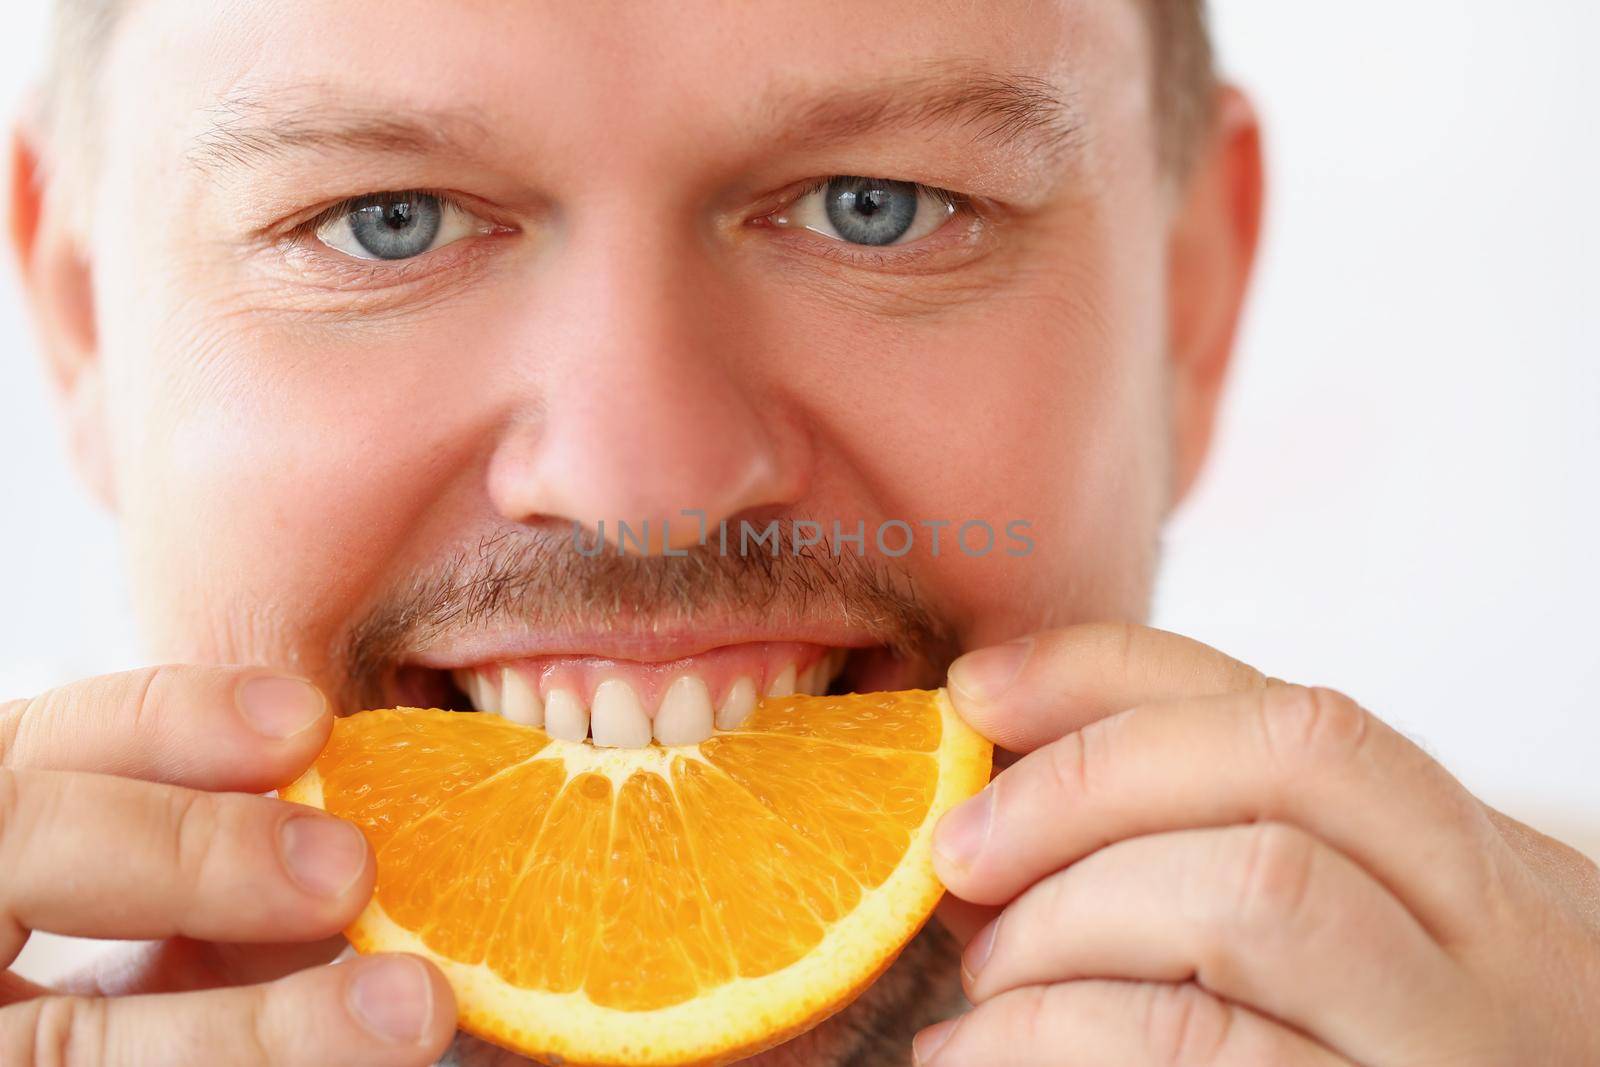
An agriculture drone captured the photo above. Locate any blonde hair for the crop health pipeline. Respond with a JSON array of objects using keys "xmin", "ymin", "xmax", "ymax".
[{"xmin": 1146, "ymin": 0, "xmax": 1219, "ymax": 173}]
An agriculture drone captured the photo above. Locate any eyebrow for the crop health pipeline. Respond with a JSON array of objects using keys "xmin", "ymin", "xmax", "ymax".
[
  {"xmin": 187, "ymin": 90, "xmax": 491, "ymax": 178},
  {"xmin": 187, "ymin": 61, "xmax": 1079, "ymax": 180},
  {"xmin": 765, "ymin": 61, "xmax": 1081, "ymax": 165}
]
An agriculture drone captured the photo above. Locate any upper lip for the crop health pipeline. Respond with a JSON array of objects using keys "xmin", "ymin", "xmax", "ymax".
[{"xmin": 402, "ymin": 622, "xmax": 884, "ymax": 670}]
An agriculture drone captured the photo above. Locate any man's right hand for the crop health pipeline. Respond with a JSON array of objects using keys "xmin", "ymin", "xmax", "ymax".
[{"xmin": 0, "ymin": 666, "xmax": 457, "ymax": 1065}]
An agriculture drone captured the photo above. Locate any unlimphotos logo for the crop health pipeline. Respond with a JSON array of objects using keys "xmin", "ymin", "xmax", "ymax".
[{"xmin": 571, "ymin": 511, "xmax": 1034, "ymax": 558}]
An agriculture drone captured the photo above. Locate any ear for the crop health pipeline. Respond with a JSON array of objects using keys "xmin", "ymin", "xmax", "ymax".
[
  {"xmin": 1165, "ymin": 85, "xmax": 1265, "ymax": 508},
  {"xmin": 8, "ymin": 105, "xmax": 116, "ymax": 510}
]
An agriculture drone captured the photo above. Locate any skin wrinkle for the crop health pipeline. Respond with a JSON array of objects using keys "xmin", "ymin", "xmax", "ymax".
[
  {"xmin": 222, "ymin": 242, "xmax": 514, "ymax": 327},
  {"xmin": 758, "ymin": 249, "xmax": 1014, "ymax": 323},
  {"xmin": 190, "ymin": 62, "xmax": 1081, "ymax": 190}
]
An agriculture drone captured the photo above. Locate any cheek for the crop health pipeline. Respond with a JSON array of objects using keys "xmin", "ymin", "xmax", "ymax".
[
  {"xmin": 98, "ymin": 288, "xmax": 493, "ymax": 668},
  {"xmin": 789, "ymin": 219, "xmax": 1169, "ymax": 644}
]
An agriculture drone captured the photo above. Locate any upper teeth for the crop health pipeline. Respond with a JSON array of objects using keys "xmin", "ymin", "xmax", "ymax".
[
  {"xmin": 765, "ymin": 663, "xmax": 797, "ymax": 699},
  {"xmin": 451, "ymin": 650, "xmax": 846, "ymax": 748},
  {"xmin": 544, "ymin": 686, "xmax": 588, "ymax": 742},
  {"xmin": 715, "ymin": 676, "xmax": 758, "ymax": 731},
  {"xmin": 655, "ymin": 676, "xmax": 713, "ymax": 746},
  {"xmin": 591, "ymin": 679, "xmax": 651, "ymax": 748},
  {"xmin": 501, "ymin": 669, "xmax": 543, "ymax": 728}
]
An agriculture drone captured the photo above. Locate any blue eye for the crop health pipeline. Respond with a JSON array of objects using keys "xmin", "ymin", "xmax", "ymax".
[
  {"xmin": 771, "ymin": 176, "xmax": 960, "ymax": 248},
  {"xmin": 822, "ymin": 177, "xmax": 921, "ymax": 246},
  {"xmin": 346, "ymin": 194, "xmax": 442, "ymax": 260},
  {"xmin": 315, "ymin": 192, "xmax": 497, "ymax": 262}
]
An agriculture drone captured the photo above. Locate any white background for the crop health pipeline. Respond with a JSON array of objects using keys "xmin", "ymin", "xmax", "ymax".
[{"xmin": 0, "ymin": 0, "xmax": 1596, "ymax": 968}]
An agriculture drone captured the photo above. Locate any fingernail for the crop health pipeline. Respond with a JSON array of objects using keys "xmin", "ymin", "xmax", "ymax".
[
  {"xmin": 279, "ymin": 814, "xmax": 368, "ymax": 898},
  {"xmin": 948, "ymin": 638, "xmax": 1031, "ymax": 704},
  {"xmin": 237, "ymin": 674, "xmax": 327, "ymax": 739},
  {"xmin": 934, "ymin": 784, "xmax": 994, "ymax": 870},
  {"xmin": 960, "ymin": 917, "xmax": 999, "ymax": 985},
  {"xmin": 912, "ymin": 1018, "xmax": 958, "ymax": 1065},
  {"xmin": 348, "ymin": 955, "xmax": 434, "ymax": 1044}
]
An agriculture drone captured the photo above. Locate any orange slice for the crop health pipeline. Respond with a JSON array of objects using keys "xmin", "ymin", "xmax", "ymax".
[{"xmin": 281, "ymin": 689, "xmax": 991, "ymax": 1066}]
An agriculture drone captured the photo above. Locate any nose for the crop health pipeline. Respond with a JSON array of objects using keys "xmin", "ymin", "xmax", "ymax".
[{"xmin": 485, "ymin": 221, "xmax": 806, "ymax": 554}]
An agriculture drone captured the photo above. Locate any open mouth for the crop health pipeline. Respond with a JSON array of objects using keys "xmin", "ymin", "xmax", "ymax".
[{"xmin": 389, "ymin": 640, "xmax": 915, "ymax": 748}]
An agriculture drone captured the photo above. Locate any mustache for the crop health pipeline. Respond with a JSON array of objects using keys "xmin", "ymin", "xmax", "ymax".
[{"xmin": 339, "ymin": 523, "xmax": 956, "ymax": 708}]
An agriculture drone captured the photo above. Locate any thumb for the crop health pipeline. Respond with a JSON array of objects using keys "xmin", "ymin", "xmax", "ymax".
[
  {"xmin": 946, "ymin": 623, "xmax": 1267, "ymax": 753},
  {"xmin": 54, "ymin": 937, "xmax": 349, "ymax": 997}
]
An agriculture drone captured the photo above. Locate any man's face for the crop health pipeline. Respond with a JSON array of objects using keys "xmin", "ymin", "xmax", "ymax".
[
  {"xmin": 85, "ymin": 0, "xmax": 1175, "ymax": 685},
  {"xmin": 45, "ymin": 0, "xmax": 1218, "ymax": 1060}
]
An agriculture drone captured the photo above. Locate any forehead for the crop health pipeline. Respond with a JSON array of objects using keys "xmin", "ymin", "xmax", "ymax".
[
  {"xmin": 131, "ymin": 0, "xmax": 1116, "ymax": 87},
  {"xmin": 101, "ymin": 0, "xmax": 1149, "ymax": 185}
]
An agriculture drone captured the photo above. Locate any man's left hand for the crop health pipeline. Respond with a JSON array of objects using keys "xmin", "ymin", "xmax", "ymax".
[{"xmin": 920, "ymin": 624, "xmax": 1600, "ymax": 1065}]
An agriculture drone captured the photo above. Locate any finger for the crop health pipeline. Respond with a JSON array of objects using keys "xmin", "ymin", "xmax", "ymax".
[
  {"xmin": 0, "ymin": 769, "xmax": 371, "ymax": 957},
  {"xmin": 0, "ymin": 972, "xmax": 47, "ymax": 1004},
  {"xmin": 51, "ymin": 936, "xmax": 351, "ymax": 998},
  {"xmin": 933, "ymin": 895, "xmax": 998, "ymax": 947},
  {"xmin": 934, "ymin": 683, "xmax": 1507, "ymax": 943},
  {"xmin": 0, "ymin": 953, "xmax": 455, "ymax": 1067},
  {"xmin": 0, "ymin": 665, "xmax": 332, "ymax": 792},
  {"xmin": 964, "ymin": 825, "xmax": 1475, "ymax": 1065},
  {"xmin": 913, "ymin": 980, "xmax": 1349, "ymax": 1067},
  {"xmin": 947, "ymin": 624, "xmax": 1267, "ymax": 753}
]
